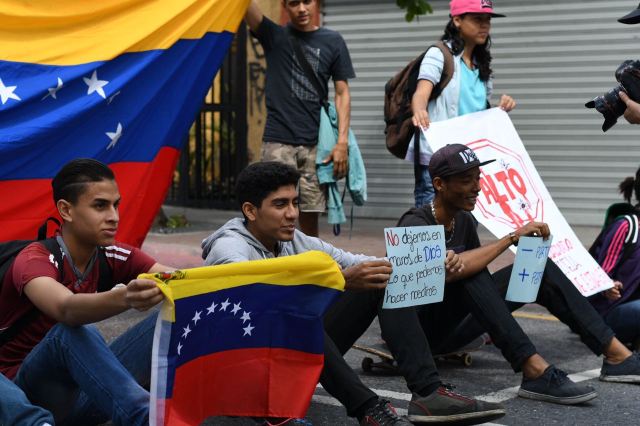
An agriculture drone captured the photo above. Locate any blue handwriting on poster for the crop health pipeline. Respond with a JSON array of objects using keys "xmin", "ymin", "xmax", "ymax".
[
  {"xmin": 506, "ymin": 236, "xmax": 553, "ymax": 303},
  {"xmin": 382, "ymin": 226, "xmax": 446, "ymax": 309}
]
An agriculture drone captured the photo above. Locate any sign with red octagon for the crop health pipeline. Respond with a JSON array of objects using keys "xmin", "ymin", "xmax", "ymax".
[{"xmin": 468, "ymin": 138, "xmax": 545, "ymax": 229}]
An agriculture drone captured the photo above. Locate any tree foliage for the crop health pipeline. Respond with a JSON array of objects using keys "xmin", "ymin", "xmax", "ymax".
[{"xmin": 396, "ymin": 0, "xmax": 433, "ymax": 22}]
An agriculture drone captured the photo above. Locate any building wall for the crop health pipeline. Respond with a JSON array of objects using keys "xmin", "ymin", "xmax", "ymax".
[
  {"xmin": 322, "ymin": 0, "xmax": 640, "ymax": 226},
  {"xmin": 246, "ymin": 0, "xmax": 281, "ymax": 163}
]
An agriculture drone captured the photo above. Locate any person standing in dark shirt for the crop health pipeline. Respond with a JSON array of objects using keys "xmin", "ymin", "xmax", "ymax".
[
  {"xmin": 245, "ymin": 0, "xmax": 355, "ymax": 236},
  {"xmin": 397, "ymin": 143, "xmax": 640, "ymax": 406}
]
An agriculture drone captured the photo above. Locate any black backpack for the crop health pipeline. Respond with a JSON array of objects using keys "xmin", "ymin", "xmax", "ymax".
[
  {"xmin": 383, "ymin": 41, "xmax": 454, "ymax": 159},
  {"xmin": 0, "ymin": 218, "xmax": 113, "ymax": 346}
]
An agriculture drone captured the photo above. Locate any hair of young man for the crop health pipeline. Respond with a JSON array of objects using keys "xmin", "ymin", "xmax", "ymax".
[
  {"xmin": 236, "ymin": 161, "xmax": 300, "ymax": 211},
  {"xmin": 442, "ymin": 16, "xmax": 493, "ymax": 82},
  {"xmin": 52, "ymin": 158, "xmax": 115, "ymax": 204}
]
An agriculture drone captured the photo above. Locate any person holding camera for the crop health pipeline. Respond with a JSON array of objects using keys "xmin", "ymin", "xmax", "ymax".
[{"xmin": 618, "ymin": 4, "xmax": 640, "ymax": 123}]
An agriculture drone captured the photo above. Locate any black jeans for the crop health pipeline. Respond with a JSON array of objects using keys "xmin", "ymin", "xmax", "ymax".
[
  {"xmin": 323, "ymin": 259, "xmax": 616, "ymax": 405},
  {"xmin": 419, "ymin": 260, "xmax": 615, "ymax": 373},
  {"xmin": 324, "ymin": 287, "xmax": 442, "ymax": 398}
]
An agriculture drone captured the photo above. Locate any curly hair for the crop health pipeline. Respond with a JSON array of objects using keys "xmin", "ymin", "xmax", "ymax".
[
  {"xmin": 442, "ymin": 16, "xmax": 493, "ymax": 82},
  {"xmin": 236, "ymin": 161, "xmax": 300, "ymax": 209}
]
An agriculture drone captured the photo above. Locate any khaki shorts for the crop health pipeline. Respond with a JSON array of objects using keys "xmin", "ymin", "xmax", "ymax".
[{"xmin": 261, "ymin": 142, "xmax": 326, "ymax": 212}]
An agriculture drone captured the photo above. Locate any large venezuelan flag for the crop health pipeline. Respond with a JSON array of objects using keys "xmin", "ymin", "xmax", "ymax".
[
  {"xmin": 0, "ymin": 0, "xmax": 250, "ymax": 246},
  {"xmin": 144, "ymin": 251, "xmax": 345, "ymax": 426}
]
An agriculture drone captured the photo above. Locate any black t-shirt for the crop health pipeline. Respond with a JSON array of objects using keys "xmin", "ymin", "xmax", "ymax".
[
  {"xmin": 253, "ymin": 17, "xmax": 355, "ymax": 146},
  {"xmin": 397, "ymin": 207, "xmax": 481, "ymax": 254}
]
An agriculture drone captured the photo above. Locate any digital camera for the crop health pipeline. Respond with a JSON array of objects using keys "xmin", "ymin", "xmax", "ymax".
[{"xmin": 585, "ymin": 60, "xmax": 640, "ymax": 131}]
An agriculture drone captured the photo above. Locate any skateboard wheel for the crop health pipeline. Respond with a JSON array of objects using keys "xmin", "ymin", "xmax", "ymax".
[
  {"xmin": 362, "ymin": 357, "xmax": 374, "ymax": 372},
  {"xmin": 462, "ymin": 354, "xmax": 472, "ymax": 367}
]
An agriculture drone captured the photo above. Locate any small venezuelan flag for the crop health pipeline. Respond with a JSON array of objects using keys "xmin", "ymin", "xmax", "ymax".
[
  {"xmin": 144, "ymin": 251, "xmax": 345, "ymax": 426},
  {"xmin": 0, "ymin": 0, "xmax": 250, "ymax": 246}
]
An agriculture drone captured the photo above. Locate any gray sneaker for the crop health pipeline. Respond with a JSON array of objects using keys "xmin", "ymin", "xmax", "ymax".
[
  {"xmin": 600, "ymin": 352, "xmax": 640, "ymax": 383},
  {"xmin": 408, "ymin": 384, "xmax": 505, "ymax": 424},
  {"xmin": 518, "ymin": 365, "xmax": 597, "ymax": 405},
  {"xmin": 360, "ymin": 399, "xmax": 412, "ymax": 426}
]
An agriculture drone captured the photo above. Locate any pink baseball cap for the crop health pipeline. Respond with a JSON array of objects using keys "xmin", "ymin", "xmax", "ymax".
[{"xmin": 450, "ymin": 0, "xmax": 506, "ymax": 17}]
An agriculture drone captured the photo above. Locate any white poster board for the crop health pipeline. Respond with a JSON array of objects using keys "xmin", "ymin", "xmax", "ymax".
[
  {"xmin": 382, "ymin": 226, "xmax": 446, "ymax": 309},
  {"xmin": 423, "ymin": 108, "xmax": 612, "ymax": 296}
]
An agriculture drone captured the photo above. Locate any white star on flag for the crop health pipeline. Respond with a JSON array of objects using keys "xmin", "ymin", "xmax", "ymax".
[
  {"xmin": 182, "ymin": 324, "xmax": 191, "ymax": 339},
  {"xmin": 177, "ymin": 342, "xmax": 183, "ymax": 355},
  {"xmin": 240, "ymin": 311, "xmax": 251, "ymax": 324},
  {"xmin": 83, "ymin": 70, "xmax": 109, "ymax": 99},
  {"xmin": 192, "ymin": 310, "xmax": 202, "ymax": 325},
  {"xmin": 42, "ymin": 77, "xmax": 64, "ymax": 100},
  {"xmin": 243, "ymin": 324, "xmax": 255, "ymax": 336},
  {"xmin": 0, "ymin": 78, "xmax": 21, "ymax": 105},
  {"xmin": 219, "ymin": 298, "xmax": 230, "ymax": 312},
  {"xmin": 231, "ymin": 302, "xmax": 242, "ymax": 315},
  {"xmin": 106, "ymin": 123, "xmax": 123, "ymax": 150},
  {"xmin": 206, "ymin": 300, "xmax": 218, "ymax": 315}
]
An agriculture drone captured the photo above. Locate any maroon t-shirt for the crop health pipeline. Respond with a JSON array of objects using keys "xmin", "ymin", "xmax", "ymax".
[{"xmin": 0, "ymin": 242, "xmax": 156, "ymax": 379}]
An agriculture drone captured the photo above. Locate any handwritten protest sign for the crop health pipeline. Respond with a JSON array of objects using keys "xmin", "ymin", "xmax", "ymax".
[
  {"xmin": 423, "ymin": 108, "xmax": 612, "ymax": 296},
  {"xmin": 506, "ymin": 236, "xmax": 553, "ymax": 303},
  {"xmin": 383, "ymin": 226, "xmax": 446, "ymax": 309}
]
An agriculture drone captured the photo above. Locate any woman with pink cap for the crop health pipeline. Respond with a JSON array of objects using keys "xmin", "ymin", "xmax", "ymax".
[{"xmin": 409, "ymin": 0, "xmax": 516, "ymax": 208}]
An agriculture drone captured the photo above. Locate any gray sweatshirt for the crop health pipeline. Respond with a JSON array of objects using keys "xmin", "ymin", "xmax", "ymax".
[{"xmin": 201, "ymin": 218, "xmax": 374, "ymax": 268}]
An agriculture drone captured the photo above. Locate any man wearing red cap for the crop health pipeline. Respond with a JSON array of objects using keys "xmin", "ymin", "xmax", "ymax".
[{"xmin": 397, "ymin": 144, "xmax": 640, "ymax": 405}]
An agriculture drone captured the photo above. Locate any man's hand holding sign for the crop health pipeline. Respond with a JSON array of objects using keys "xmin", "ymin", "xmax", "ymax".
[{"xmin": 422, "ymin": 108, "xmax": 613, "ymax": 296}]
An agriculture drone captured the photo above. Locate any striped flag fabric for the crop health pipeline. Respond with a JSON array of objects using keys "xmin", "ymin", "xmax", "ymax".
[
  {"xmin": 0, "ymin": 0, "xmax": 249, "ymax": 246},
  {"xmin": 143, "ymin": 251, "xmax": 345, "ymax": 425}
]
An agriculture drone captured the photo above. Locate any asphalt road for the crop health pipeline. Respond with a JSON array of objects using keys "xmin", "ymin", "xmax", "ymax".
[{"xmin": 97, "ymin": 303, "xmax": 639, "ymax": 426}]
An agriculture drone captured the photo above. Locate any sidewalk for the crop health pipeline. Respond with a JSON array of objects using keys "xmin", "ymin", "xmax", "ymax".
[{"xmin": 142, "ymin": 205, "xmax": 603, "ymax": 273}]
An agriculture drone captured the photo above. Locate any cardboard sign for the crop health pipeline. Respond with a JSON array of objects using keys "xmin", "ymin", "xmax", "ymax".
[
  {"xmin": 506, "ymin": 236, "xmax": 554, "ymax": 303},
  {"xmin": 423, "ymin": 108, "xmax": 613, "ymax": 296},
  {"xmin": 382, "ymin": 226, "xmax": 446, "ymax": 309}
]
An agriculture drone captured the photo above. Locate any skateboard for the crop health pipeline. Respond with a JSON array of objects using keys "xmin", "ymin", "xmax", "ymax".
[{"xmin": 353, "ymin": 336, "xmax": 487, "ymax": 375}]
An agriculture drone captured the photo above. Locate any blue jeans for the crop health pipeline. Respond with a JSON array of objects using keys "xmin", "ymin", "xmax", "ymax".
[
  {"xmin": 414, "ymin": 164, "xmax": 435, "ymax": 208},
  {"xmin": 13, "ymin": 312, "xmax": 157, "ymax": 426},
  {"xmin": 0, "ymin": 372, "xmax": 54, "ymax": 426},
  {"xmin": 604, "ymin": 299, "xmax": 640, "ymax": 345}
]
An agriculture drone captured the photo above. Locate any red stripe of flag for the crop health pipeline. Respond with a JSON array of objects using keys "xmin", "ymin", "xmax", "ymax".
[
  {"xmin": 0, "ymin": 146, "xmax": 180, "ymax": 246},
  {"xmin": 162, "ymin": 347, "xmax": 324, "ymax": 425}
]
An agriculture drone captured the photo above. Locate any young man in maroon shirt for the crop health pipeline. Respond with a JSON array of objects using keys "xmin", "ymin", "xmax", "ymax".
[{"xmin": 0, "ymin": 158, "xmax": 171, "ymax": 426}]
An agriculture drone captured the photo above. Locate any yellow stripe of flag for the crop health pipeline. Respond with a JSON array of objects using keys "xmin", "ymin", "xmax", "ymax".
[
  {"xmin": 139, "ymin": 251, "xmax": 346, "ymax": 322},
  {"xmin": 0, "ymin": 0, "xmax": 250, "ymax": 65}
]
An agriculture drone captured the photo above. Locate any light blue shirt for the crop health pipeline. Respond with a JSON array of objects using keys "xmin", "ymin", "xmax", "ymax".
[
  {"xmin": 405, "ymin": 42, "xmax": 493, "ymax": 165},
  {"xmin": 458, "ymin": 62, "xmax": 487, "ymax": 116}
]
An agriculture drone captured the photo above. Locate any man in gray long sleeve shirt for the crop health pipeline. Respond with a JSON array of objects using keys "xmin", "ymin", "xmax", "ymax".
[{"xmin": 201, "ymin": 161, "xmax": 504, "ymax": 425}]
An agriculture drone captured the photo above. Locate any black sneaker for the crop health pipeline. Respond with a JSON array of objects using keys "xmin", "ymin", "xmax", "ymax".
[
  {"xmin": 518, "ymin": 365, "xmax": 598, "ymax": 405},
  {"xmin": 408, "ymin": 384, "xmax": 505, "ymax": 424},
  {"xmin": 600, "ymin": 352, "xmax": 640, "ymax": 383},
  {"xmin": 360, "ymin": 399, "xmax": 411, "ymax": 426}
]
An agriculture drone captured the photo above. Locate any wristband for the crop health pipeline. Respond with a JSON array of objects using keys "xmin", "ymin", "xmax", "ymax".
[{"xmin": 508, "ymin": 231, "xmax": 518, "ymax": 245}]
